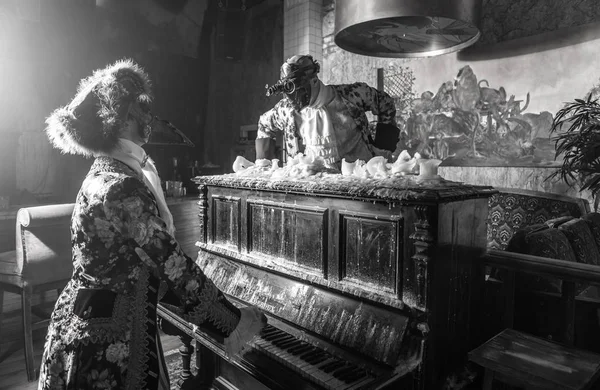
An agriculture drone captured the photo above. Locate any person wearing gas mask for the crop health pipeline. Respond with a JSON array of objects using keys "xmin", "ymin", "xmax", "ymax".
[
  {"xmin": 256, "ymin": 54, "xmax": 399, "ymax": 169},
  {"xmin": 40, "ymin": 59, "xmax": 266, "ymax": 389}
]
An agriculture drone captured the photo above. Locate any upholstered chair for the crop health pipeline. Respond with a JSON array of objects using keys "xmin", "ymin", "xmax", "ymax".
[
  {"xmin": 0, "ymin": 203, "xmax": 74, "ymax": 381},
  {"xmin": 487, "ymin": 188, "xmax": 590, "ymax": 251}
]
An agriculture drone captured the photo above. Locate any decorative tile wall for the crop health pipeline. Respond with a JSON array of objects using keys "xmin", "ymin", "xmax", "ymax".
[{"xmin": 283, "ymin": 0, "xmax": 322, "ymax": 64}]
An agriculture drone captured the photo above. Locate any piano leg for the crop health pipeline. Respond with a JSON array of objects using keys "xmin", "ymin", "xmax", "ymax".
[
  {"xmin": 177, "ymin": 335, "xmax": 195, "ymax": 389},
  {"xmin": 195, "ymin": 341, "xmax": 217, "ymax": 388}
]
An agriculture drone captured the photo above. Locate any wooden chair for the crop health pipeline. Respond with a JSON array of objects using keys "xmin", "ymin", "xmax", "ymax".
[
  {"xmin": 470, "ymin": 328, "xmax": 600, "ymax": 390},
  {"xmin": 473, "ymin": 249, "xmax": 600, "ymax": 389},
  {"xmin": 0, "ymin": 203, "xmax": 74, "ymax": 381},
  {"xmin": 483, "ymin": 188, "xmax": 592, "ymax": 338}
]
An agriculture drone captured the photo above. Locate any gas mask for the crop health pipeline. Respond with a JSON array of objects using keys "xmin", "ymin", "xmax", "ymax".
[{"xmin": 265, "ymin": 55, "xmax": 320, "ymax": 111}]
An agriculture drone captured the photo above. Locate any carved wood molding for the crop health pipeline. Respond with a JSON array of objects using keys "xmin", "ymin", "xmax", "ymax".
[
  {"xmin": 197, "ymin": 184, "xmax": 208, "ymax": 244},
  {"xmin": 409, "ymin": 205, "xmax": 435, "ymax": 311}
]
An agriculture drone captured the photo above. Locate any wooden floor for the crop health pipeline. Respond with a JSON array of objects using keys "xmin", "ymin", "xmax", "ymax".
[{"xmin": 0, "ymin": 292, "xmax": 181, "ymax": 390}]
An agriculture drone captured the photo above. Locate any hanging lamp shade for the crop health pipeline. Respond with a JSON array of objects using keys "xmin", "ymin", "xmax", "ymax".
[{"xmin": 334, "ymin": 0, "xmax": 482, "ymax": 58}]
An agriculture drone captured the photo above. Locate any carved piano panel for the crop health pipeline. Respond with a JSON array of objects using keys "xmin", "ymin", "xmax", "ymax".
[
  {"xmin": 211, "ymin": 195, "xmax": 241, "ymax": 251},
  {"xmin": 172, "ymin": 174, "xmax": 495, "ymax": 389},
  {"xmin": 247, "ymin": 200, "xmax": 328, "ymax": 275},
  {"xmin": 339, "ymin": 213, "xmax": 401, "ymax": 294}
]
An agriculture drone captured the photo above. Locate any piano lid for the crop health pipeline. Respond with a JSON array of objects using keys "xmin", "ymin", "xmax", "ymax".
[
  {"xmin": 193, "ymin": 174, "xmax": 495, "ymax": 203},
  {"xmin": 199, "ymin": 251, "xmax": 422, "ymax": 369}
]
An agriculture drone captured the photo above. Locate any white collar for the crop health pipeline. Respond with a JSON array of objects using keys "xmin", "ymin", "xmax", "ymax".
[{"xmin": 115, "ymin": 138, "xmax": 148, "ymax": 168}]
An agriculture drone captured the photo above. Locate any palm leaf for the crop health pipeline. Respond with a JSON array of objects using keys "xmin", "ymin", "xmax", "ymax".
[{"xmin": 547, "ymin": 96, "xmax": 600, "ymax": 210}]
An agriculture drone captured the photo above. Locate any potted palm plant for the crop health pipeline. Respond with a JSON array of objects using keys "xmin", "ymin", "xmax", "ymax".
[{"xmin": 548, "ymin": 95, "xmax": 600, "ymax": 210}]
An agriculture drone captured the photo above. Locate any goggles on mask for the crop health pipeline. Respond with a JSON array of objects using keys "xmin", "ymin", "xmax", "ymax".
[
  {"xmin": 265, "ymin": 78, "xmax": 311, "ymax": 111},
  {"xmin": 265, "ymin": 61, "xmax": 318, "ymax": 111}
]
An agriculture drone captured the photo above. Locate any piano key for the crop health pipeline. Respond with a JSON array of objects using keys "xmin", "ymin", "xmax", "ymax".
[
  {"xmin": 288, "ymin": 344, "xmax": 313, "ymax": 354},
  {"xmin": 297, "ymin": 354, "xmax": 330, "ymax": 370},
  {"xmin": 303, "ymin": 359, "xmax": 345, "ymax": 384},
  {"xmin": 271, "ymin": 335, "xmax": 296, "ymax": 345},
  {"xmin": 304, "ymin": 357, "xmax": 340, "ymax": 375},
  {"xmin": 332, "ymin": 364, "xmax": 356, "ymax": 378},
  {"xmin": 260, "ymin": 328, "xmax": 280, "ymax": 338},
  {"xmin": 279, "ymin": 339, "xmax": 302, "ymax": 349},
  {"xmin": 261, "ymin": 324, "xmax": 277, "ymax": 332},
  {"xmin": 271, "ymin": 333, "xmax": 295, "ymax": 342},
  {"xmin": 303, "ymin": 353, "xmax": 329, "ymax": 366},
  {"xmin": 299, "ymin": 347, "xmax": 322, "ymax": 357},
  {"xmin": 323, "ymin": 373, "xmax": 355, "ymax": 390},
  {"xmin": 337, "ymin": 368, "xmax": 367, "ymax": 383},
  {"xmin": 266, "ymin": 331, "xmax": 291, "ymax": 340},
  {"xmin": 263, "ymin": 326, "xmax": 284, "ymax": 335},
  {"xmin": 295, "ymin": 349, "xmax": 320, "ymax": 363},
  {"xmin": 321, "ymin": 360, "xmax": 346, "ymax": 373},
  {"xmin": 291, "ymin": 348, "xmax": 328, "ymax": 368},
  {"xmin": 253, "ymin": 325, "xmax": 379, "ymax": 390},
  {"xmin": 262, "ymin": 332, "xmax": 287, "ymax": 342},
  {"xmin": 262, "ymin": 342, "xmax": 289, "ymax": 356}
]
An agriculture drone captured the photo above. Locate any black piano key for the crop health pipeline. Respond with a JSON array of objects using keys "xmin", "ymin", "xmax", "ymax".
[
  {"xmin": 261, "ymin": 327, "xmax": 279, "ymax": 336},
  {"xmin": 333, "ymin": 365, "xmax": 360, "ymax": 380},
  {"xmin": 288, "ymin": 344, "xmax": 312, "ymax": 354},
  {"xmin": 279, "ymin": 339, "xmax": 301, "ymax": 349},
  {"xmin": 263, "ymin": 328, "xmax": 285, "ymax": 337},
  {"xmin": 332, "ymin": 364, "xmax": 354, "ymax": 376},
  {"xmin": 298, "ymin": 350, "xmax": 324, "ymax": 364},
  {"xmin": 266, "ymin": 336, "xmax": 289, "ymax": 345},
  {"xmin": 321, "ymin": 360, "xmax": 346, "ymax": 373},
  {"xmin": 318, "ymin": 360, "xmax": 338, "ymax": 371},
  {"xmin": 286, "ymin": 342, "xmax": 306, "ymax": 352},
  {"xmin": 271, "ymin": 335, "xmax": 295, "ymax": 344},
  {"xmin": 304, "ymin": 353, "xmax": 329, "ymax": 365},
  {"xmin": 277, "ymin": 337, "xmax": 298, "ymax": 346},
  {"xmin": 273, "ymin": 338, "xmax": 297, "ymax": 349},
  {"xmin": 297, "ymin": 347, "xmax": 319, "ymax": 358},
  {"xmin": 341, "ymin": 370, "xmax": 368, "ymax": 384},
  {"xmin": 302, "ymin": 353, "xmax": 323, "ymax": 363},
  {"xmin": 311, "ymin": 357, "xmax": 337, "ymax": 371},
  {"xmin": 262, "ymin": 331, "xmax": 286, "ymax": 341}
]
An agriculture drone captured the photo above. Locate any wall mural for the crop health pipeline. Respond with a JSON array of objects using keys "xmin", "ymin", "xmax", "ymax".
[
  {"xmin": 323, "ymin": 2, "xmax": 600, "ymax": 169},
  {"xmin": 392, "ymin": 65, "xmax": 555, "ymax": 167}
]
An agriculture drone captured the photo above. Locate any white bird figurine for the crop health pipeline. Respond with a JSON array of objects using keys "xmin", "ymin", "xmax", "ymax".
[{"xmin": 232, "ymin": 155, "xmax": 255, "ymax": 173}]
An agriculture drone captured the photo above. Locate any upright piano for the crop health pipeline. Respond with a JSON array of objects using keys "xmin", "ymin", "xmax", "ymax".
[{"xmin": 160, "ymin": 173, "xmax": 495, "ymax": 389}]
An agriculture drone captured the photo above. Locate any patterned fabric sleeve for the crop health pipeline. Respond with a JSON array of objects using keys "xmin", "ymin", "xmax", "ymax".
[
  {"xmin": 103, "ymin": 177, "xmax": 241, "ymax": 337},
  {"xmin": 257, "ymin": 101, "xmax": 285, "ymax": 140},
  {"xmin": 345, "ymin": 82, "xmax": 397, "ymax": 125}
]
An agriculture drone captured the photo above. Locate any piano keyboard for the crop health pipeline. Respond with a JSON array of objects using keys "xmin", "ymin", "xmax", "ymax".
[{"xmin": 252, "ymin": 324, "xmax": 378, "ymax": 390}]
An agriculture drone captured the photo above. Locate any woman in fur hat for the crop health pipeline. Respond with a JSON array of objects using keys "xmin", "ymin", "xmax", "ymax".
[{"xmin": 39, "ymin": 59, "xmax": 266, "ymax": 390}]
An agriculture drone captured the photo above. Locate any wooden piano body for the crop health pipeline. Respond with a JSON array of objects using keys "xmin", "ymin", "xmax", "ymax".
[{"xmin": 162, "ymin": 174, "xmax": 495, "ymax": 389}]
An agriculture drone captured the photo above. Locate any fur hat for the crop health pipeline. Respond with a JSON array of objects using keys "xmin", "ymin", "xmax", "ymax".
[{"xmin": 45, "ymin": 58, "xmax": 152, "ymax": 157}]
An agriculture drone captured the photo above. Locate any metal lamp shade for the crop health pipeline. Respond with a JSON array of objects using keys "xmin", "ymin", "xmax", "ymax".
[{"xmin": 334, "ymin": 0, "xmax": 482, "ymax": 58}]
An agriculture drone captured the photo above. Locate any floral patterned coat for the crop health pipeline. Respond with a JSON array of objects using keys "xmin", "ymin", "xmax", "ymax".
[
  {"xmin": 38, "ymin": 157, "xmax": 241, "ymax": 390},
  {"xmin": 257, "ymin": 82, "xmax": 397, "ymax": 160}
]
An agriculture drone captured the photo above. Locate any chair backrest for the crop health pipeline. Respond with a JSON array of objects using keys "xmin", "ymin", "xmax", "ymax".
[
  {"xmin": 487, "ymin": 188, "xmax": 590, "ymax": 250},
  {"xmin": 15, "ymin": 203, "xmax": 75, "ymax": 285}
]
